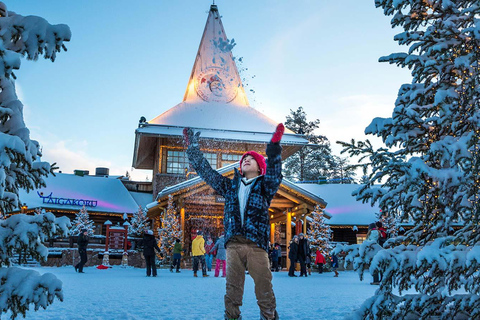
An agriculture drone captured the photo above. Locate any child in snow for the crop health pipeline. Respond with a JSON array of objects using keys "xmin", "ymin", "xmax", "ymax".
[
  {"xmin": 205, "ymin": 236, "xmax": 215, "ymax": 271},
  {"xmin": 184, "ymin": 124, "xmax": 284, "ymax": 320},
  {"xmin": 170, "ymin": 238, "xmax": 183, "ymax": 273}
]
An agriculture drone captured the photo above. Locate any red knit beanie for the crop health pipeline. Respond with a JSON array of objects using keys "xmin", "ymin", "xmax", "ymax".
[{"xmin": 239, "ymin": 151, "xmax": 266, "ymax": 176}]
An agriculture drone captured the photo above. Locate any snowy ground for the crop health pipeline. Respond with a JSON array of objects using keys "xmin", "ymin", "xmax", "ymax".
[{"xmin": 3, "ymin": 267, "xmax": 379, "ymax": 320}]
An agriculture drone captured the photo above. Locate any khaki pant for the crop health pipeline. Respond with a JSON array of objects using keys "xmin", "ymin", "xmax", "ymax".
[{"xmin": 225, "ymin": 236, "xmax": 277, "ymax": 320}]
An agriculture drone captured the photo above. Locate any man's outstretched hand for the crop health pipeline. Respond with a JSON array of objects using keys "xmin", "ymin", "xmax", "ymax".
[
  {"xmin": 183, "ymin": 128, "xmax": 201, "ymax": 147},
  {"xmin": 271, "ymin": 123, "xmax": 285, "ymax": 143}
]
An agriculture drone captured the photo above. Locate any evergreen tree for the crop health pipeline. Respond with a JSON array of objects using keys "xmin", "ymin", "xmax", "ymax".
[
  {"xmin": 158, "ymin": 195, "xmax": 182, "ymax": 261},
  {"xmin": 328, "ymin": 156, "xmax": 356, "ymax": 184},
  {"xmin": 0, "ymin": 3, "xmax": 70, "ymax": 318},
  {"xmin": 307, "ymin": 205, "xmax": 333, "ymax": 255},
  {"xmin": 338, "ymin": 0, "xmax": 480, "ymax": 318},
  {"xmin": 128, "ymin": 206, "xmax": 148, "ymax": 237},
  {"xmin": 283, "ymin": 107, "xmax": 334, "ymax": 182},
  {"xmin": 69, "ymin": 206, "xmax": 95, "ymax": 237}
]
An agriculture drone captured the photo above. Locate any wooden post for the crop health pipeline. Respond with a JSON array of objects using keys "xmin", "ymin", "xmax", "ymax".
[
  {"xmin": 180, "ymin": 207, "xmax": 185, "ymax": 244},
  {"xmin": 303, "ymin": 216, "xmax": 307, "ymax": 234},
  {"xmin": 105, "ymin": 224, "xmax": 110, "ymax": 252},
  {"xmin": 270, "ymin": 223, "xmax": 275, "ymax": 245},
  {"xmin": 286, "ymin": 209, "xmax": 292, "ymax": 270}
]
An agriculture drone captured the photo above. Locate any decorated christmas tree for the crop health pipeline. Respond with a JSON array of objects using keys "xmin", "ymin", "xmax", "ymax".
[
  {"xmin": 0, "ymin": 2, "xmax": 70, "ymax": 318},
  {"xmin": 376, "ymin": 210, "xmax": 399, "ymax": 239},
  {"xmin": 128, "ymin": 206, "xmax": 148, "ymax": 237},
  {"xmin": 338, "ymin": 0, "xmax": 480, "ymax": 318},
  {"xmin": 157, "ymin": 195, "xmax": 182, "ymax": 261},
  {"xmin": 307, "ymin": 205, "xmax": 333, "ymax": 255},
  {"xmin": 69, "ymin": 206, "xmax": 95, "ymax": 237}
]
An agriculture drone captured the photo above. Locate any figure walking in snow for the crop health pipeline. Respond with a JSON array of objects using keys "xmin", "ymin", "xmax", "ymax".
[
  {"xmin": 75, "ymin": 229, "xmax": 89, "ymax": 273},
  {"xmin": 192, "ymin": 230, "xmax": 208, "ymax": 277},
  {"xmin": 315, "ymin": 249, "xmax": 326, "ymax": 274},
  {"xmin": 212, "ymin": 233, "xmax": 227, "ymax": 277},
  {"xmin": 184, "ymin": 124, "xmax": 284, "ymax": 320},
  {"xmin": 142, "ymin": 230, "xmax": 162, "ymax": 277},
  {"xmin": 205, "ymin": 235, "xmax": 215, "ymax": 271},
  {"xmin": 288, "ymin": 235, "xmax": 299, "ymax": 277},
  {"xmin": 331, "ymin": 253, "xmax": 339, "ymax": 277},
  {"xmin": 170, "ymin": 238, "xmax": 183, "ymax": 273}
]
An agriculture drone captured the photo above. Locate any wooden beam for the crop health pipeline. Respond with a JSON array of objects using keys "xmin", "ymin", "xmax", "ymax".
[{"xmin": 276, "ymin": 189, "xmax": 302, "ymax": 204}]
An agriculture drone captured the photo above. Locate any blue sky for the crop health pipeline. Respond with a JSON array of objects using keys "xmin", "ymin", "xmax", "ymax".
[{"xmin": 10, "ymin": 0, "xmax": 412, "ymax": 181}]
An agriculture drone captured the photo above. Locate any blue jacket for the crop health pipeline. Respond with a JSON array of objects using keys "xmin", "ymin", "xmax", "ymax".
[
  {"xmin": 212, "ymin": 236, "xmax": 227, "ymax": 260},
  {"xmin": 187, "ymin": 142, "xmax": 282, "ymax": 252}
]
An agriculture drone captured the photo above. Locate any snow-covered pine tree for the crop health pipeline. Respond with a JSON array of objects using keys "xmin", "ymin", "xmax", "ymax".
[
  {"xmin": 0, "ymin": 213, "xmax": 71, "ymax": 319},
  {"xmin": 338, "ymin": 0, "xmax": 480, "ymax": 318},
  {"xmin": 69, "ymin": 206, "xmax": 95, "ymax": 237},
  {"xmin": 0, "ymin": 3, "xmax": 70, "ymax": 319},
  {"xmin": 307, "ymin": 205, "xmax": 333, "ymax": 255},
  {"xmin": 128, "ymin": 206, "xmax": 148, "ymax": 237},
  {"xmin": 283, "ymin": 107, "xmax": 335, "ymax": 182},
  {"xmin": 158, "ymin": 195, "xmax": 182, "ymax": 261}
]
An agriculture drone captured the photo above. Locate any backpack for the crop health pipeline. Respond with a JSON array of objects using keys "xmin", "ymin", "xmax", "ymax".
[{"xmin": 378, "ymin": 228, "xmax": 388, "ymax": 247}]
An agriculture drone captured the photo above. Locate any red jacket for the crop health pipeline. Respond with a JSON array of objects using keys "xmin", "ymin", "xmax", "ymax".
[{"xmin": 315, "ymin": 250, "xmax": 326, "ymax": 264}]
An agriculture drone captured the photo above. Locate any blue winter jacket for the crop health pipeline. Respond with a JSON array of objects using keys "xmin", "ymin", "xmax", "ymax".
[{"xmin": 187, "ymin": 142, "xmax": 282, "ymax": 252}]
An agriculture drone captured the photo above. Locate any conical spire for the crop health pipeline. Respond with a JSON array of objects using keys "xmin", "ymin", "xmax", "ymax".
[{"xmin": 183, "ymin": 5, "xmax": 249, "ymax": 106}]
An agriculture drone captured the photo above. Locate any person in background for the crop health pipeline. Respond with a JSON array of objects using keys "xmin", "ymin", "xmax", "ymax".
[
  {"xmin": 143, "ymin": 229, "xmax": 162, "ymax": 277},
  {"xmin": 315, "ymin": 249, "xmax": 326, "ymax": 274},
  {"xmin": 212, "ymin": 233, "xmax": 227, "ymax": 277},
  {"xmin": 204, "ymin": 235, "xmax": 215, "ymax": 272},
  {"xmin": 191, "ymin": 230, "xmax": 208, "ymax": 277},
  {"xmin": 275, "ymin": 244, "xmax": 282, "ymax": 271},
  {"xmin": 270, "ymin": 243, "xmax": 279, "ymax": 272},
  {"xmin": 331, "ymin": 253, "xmax": 339, "ymax": 277},
  {"xmin": 170, "ymin": 238, "xmax": 183, "ymax": 273},
  {"xmin": 288, "ymin": 235, "xmax": 299, "ymax": 277},
  {"xmin": 75, "ymin": 228, "xmax": 89, "ymax": 273},
  {"xmin": 297, "ymin": 233, "xmax": 310, "ymax": 277}
]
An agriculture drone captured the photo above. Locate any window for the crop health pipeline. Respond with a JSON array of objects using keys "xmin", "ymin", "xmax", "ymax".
[
  {"xmin": 167, "ymin": 150, "xmax": 217, "ymax": 174},
  {"xmin": 221, "ymin": 154, "xmax": 242, "ymax": 167},
  {"xmin": 356, "ymin": 234, "xmax": 367, "ymax": 244}
]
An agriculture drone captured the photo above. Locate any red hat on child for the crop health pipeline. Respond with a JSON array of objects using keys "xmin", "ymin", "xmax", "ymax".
[{"xmin": 239, "ymin": 151, "xmax": 266, "ymax": 176}]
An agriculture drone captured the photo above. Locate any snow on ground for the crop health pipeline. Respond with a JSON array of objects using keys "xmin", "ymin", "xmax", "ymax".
[{"xmin": 2, "ymin": 267, "xmax": 378, "ymax": 320}]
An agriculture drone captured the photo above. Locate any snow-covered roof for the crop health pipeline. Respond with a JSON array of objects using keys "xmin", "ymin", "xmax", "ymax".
[
  {"xmin": 136, "ymin": 124, "xmax": 308, "ymax": 145},
  {"xmin": 295, "ymin": 183, "xmax": 379, "ymax": 226},
  {"xmin": 129, "ymin": 191, "xmax": 154, "ymax": 209},
  {"xmin": 15, "ymin": 173, "xmax": 140, "ymax": 214}
]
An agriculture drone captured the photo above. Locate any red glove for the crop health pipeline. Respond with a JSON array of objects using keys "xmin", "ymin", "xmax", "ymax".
[{"xmin": 271, "ymin": 123, "xmax": 284, "ymax": 143}]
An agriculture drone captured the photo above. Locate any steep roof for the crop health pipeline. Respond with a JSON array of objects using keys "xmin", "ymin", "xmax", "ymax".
[
  {"xmin": 133, "ymin": 5, "xmax": 308, "ymax": 169},
  {"xmin": 147, "ymin": 4, "xmax": 294, "ymax": 133}
]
